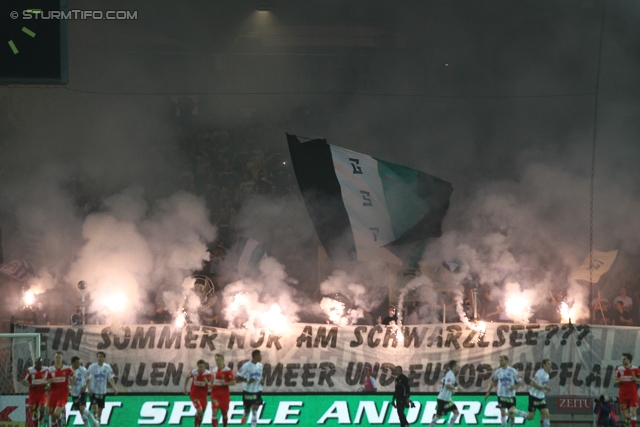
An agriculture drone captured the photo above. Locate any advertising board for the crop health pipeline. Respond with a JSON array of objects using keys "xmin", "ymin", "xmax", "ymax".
[{"xmin": 55, "ymin": 394, "xmax": 536, "ymax": 426}]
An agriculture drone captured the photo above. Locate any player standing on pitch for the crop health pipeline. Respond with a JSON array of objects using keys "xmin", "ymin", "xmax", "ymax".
[
  {"xmin": 87, "ymin": 351, "xmax": 118, "ymax": 424},
  {"xmin": 183, "ymin": 359, "xmax": 212, "ymax": 427},
  {"xmin": 21, "ymin": 357, "xmax": 49, "ymax": 427},
  {"xmin": 510, "ymin": 358, "xmax": 552, "ymax": 427},
  {"xmin": 614, "ymin": 353, "xmax": 640, "ymax": 427},
  {"xmin": 211, "ymin": 353, "xmax": 236, "ymax": 427},
  {"xmin": 47, "ymin": 351, "xmax": 76, "ymax": 427},
  {"xmin": 236, "ymin": 349, "xmax": 264, "ymax": 427},
  {"xmin": 70, "ymin": 356, "xmax": 100, "ymax": 427},
  {"xmin": 485, "ymin": 355, "xmax": 523, "ymax": 427},
  {"xmin": 430, "ymin": 360, "xmax": 461, "ymax": 427}
]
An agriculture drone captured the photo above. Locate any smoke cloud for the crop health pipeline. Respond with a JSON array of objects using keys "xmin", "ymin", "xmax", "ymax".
[{"xmin": 1, "ymin": 1, "xmax": 639, "ymax": 327}]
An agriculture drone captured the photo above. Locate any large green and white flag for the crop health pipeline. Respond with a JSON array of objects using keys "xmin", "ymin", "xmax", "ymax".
[{"xmin": 287, "ymin": 134, "xmax": 453, "ymax": 265}]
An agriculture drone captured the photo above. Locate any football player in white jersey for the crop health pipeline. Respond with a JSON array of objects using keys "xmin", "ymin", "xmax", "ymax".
[
  {"xmin": 87, "ymin": 351, "xmax": 118, "ymax": 425},
  {"xmin": 70, "ymin": 356, "xmax": 100, "ymax": 427},
  {"xmin": 485, "ymin": 355, "xmax": 523, "ymax": 427},
  {"xmin": 429, "ymin": 360, "xmax": 461, "ymax": 427},
  {"xmin": 236, "ymin": 349, "xmax": 264, "ymax": 427},
  {"xmin": 510, "ymin": 358, "xmax": 552, "ymax": 427}
]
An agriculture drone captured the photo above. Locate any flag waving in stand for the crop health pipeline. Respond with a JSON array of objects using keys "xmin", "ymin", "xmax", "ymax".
[
  {"xmin": 287, "ymin": 133, "xmax": 453, "ymax": 266},
  {"xmin": 570, "ymin": 250, "xmax": 618, "ymax": 284},
  {"xmin": 0, "ymin": 259, "xmax": 36, "ymax": 282}
]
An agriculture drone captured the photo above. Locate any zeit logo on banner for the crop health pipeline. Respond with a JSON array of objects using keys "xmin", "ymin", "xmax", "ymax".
[
  {"xmin": 64, "ymin": 394, "xmax": 538, "ymax": 426},
  {"xmin": 554, "ymin": 397, "xmax": 593, "ymax": 412}
]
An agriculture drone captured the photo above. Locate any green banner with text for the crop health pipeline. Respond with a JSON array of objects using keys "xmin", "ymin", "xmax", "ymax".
[{"xmin": 61, "ymin": 394, "xmax": 536, "ymax": 426}]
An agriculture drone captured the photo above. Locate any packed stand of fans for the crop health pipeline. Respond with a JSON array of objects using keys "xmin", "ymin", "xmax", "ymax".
[{"xmin": 4, "ymin": 96, "xmax": 640, "ymax": 328}]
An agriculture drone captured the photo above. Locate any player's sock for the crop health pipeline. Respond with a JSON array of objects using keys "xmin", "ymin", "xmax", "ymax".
[
  {"xmin": 222, "ymin": 415, "xmax": 228, "ymax": 427},
  {"xmin": 501, "ymin": 416, "xmax": 508, "ymax": 427},
  {"xmin": 80, "ymin": 412, "xmax": 90, "ymax": 427},
  {"xmin": 212, "ymin": 416, "xmax": 219, "ymax": 427},
  {"xmin": 542, "ymin": 419, "xmax": 550, "ymax": 427},
  {"xmin": 82, "ymin": 409, "xmax": 96, "ymax": 424},
  {"xmin": 448, "ymin": 413, "xmax": 460, "ymax": 427},
  {"xmin": 195, "ymin": 415, "xmax": 202, "ymax": 427},
  {"xmin": 631, "ymin": 416, "xmax": 636, "ymax": 427},
  {"xmin": 514, "ymin": 409, "xmax": 528, "ymax": 418},
  {"xmin": 429, "ymin": 417, "xmax": 439, "ymax": 427},
  {"xmin": 251, "ymin": 411, "xmax": 258, "ymax": 427},
  {"xmin": 241, "ymin": 414, "xmax": 247, "ymax": 424}
]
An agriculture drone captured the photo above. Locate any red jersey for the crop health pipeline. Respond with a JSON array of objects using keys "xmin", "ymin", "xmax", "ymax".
[
  {"xmin": 615, "ymin": 365, "xmax": 639, "ymax": 394},
  {"xmin": 187, "ymin": 369, "xmax": 212, "ymax": 394},
  {"xmin": 211, "ymin": 366, "xmax": 234, "ymax": 392},
  {"xmin": 22, "ymin": 367, "xmax": 49, "ymax": 393},
  {"xmin": 47, "ymin": 365, "xmax": 75, "ymax": 392}
]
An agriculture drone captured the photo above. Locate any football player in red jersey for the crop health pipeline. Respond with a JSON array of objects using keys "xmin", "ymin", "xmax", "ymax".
[
  {"xmin": 614, "ymin": 353, "xmax": 640, "ymax": 427},
  {"xmin": 211, "ymin": 353, "xmax": 236, "ymax": 427},
  {"xmin": 47, "ymin": 351, "xmax": 76, "ymax": 427},
  {"xmin": 21, "ymin": 357, "xmax": 49, "ymax": 426},
  {"xmin": 184, "ymin": 359, "xmax": 212, "ymax": 427}
]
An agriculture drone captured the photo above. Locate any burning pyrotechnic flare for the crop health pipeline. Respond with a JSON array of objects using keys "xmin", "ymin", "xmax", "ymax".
[
  {"xmin": 465, "ymin": 320, "xmax": 487, "ymax": 344},
  {"xmin": 175, "ymin": 309, "xmax": 187, "ymax": 328},
  {"xmin": 23, "ymin": 290, "xmax": 36, "ymax": 307},
  {"xmin": 230, "ymin": 292, "xmax": 249, "ymax": 311},
  {"xmin": 226, "ymin": 291, "xmax": 290, "ymax": 332},
  {"xmin": 102, "ymin": 293, "xmax": 128, "ymax": 313},
  {"xmin": 319, "ymin": 295, "xmax": 362, "ymax": 326},
  {"xmin": 260, "ymin": 303, "xmax": 288, "ymax": 333},
  {"xmin": 504, "ymin": 295, "xmax": 532, "ymax": 323},
  {"xmin": 320, "ymin": 297, "xmax": 346, "ymax": 325},
  {"xmin": 559, "ymin": 302, "xmax": 574, "ymax": 323}
]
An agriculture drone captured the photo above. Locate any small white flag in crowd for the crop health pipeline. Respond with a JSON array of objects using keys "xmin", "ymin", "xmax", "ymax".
[{"xmin": 570, "ymin": 250, "xmax": 618, "ymax": 283}]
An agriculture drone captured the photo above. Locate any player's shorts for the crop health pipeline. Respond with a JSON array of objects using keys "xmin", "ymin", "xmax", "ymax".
[
  {"xmin": 71, "ymin": 392, "xmax": 88, "ymax": 411},
  {"xmin": 28, "ymin": 390, "xmax": 47, "ymax": 407},
  {"xmin": 90, "ymin": 393, "xmax": 106, "ymax": 409},
  {"xmin": 528, "ymin": 395, "xmax": 547, "ymax": 412},
  {"xmin": 211, "ymin": 390, "xmax": 231, "ymax": 412},
  {"xmin": 242, "ymin": 391, "xmax": 263, "ymax": 411},
  {"xmin": 497, "ymin": 397, "xmax": 516, "ymax": 409},
  {"xmin": 436, "ymin": 399, "xmax": 457, "ymax": 416},
  {"xmin": 618, "ymin": 392, "xmax": 639, "ymax": 410},
  {"xmin": 190, "ymin": 391, "xmax": 208, "ymax": 411},
  {"xmin": 47, "ymin": 389, "xmax": 69, "ymax": 409}
]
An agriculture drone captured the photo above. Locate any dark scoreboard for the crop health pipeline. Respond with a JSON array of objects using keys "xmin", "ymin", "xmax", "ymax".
[{"xmin": 0, "ymin": 0, "xmax": 68, "ymax": 84}]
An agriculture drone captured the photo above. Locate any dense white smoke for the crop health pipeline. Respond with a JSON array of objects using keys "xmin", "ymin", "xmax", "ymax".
[
  {"xmin": 222, "ymin": 256, "xmax": 299, "ymax": 332},
  {"xmin": 66, "ymin": 188, "xmax": 215, "ymax": 324},
  {"xmin": 1, "ymin": 1, "xmax": 639, "ymax": 328}
]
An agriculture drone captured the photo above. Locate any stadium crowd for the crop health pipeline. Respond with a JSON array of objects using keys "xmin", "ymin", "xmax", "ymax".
[{"xmin": 3, "ymin": 97, "xmax": 640, "ymax": 328}]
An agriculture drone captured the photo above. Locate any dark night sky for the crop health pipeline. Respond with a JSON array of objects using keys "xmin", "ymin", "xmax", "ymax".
[{"xmin": 0, "ymin": 0, "xmax": 639, "ymax": 323}]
